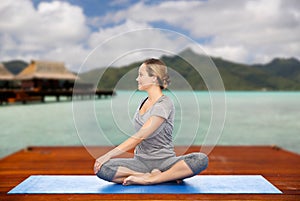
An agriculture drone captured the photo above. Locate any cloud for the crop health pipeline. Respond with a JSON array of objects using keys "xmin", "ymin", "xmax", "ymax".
[
  {"xmin": 0, "ymin": 0, "xmax": 299, "ymax": 72},
  {"xmin": 83, "ymin": 20, "xmax": 191, "ymax": 70},
  {"xmin": 98, "ymin": 1, "xmax": 200, "ymax": 26},
  {"xmin": 97, "ymin": 0, "xmax": 300, "ymax": 63},
  {"xmin": 0, "ymin": 0, "xmax": 90, "ymax": 69},
  {"xmin": 88, "ymin": 19, "xmax": 150, "ymax": 48},
  {"xmin": 0, "ymin": 0, "xmax": 192, "ymax": 72}
]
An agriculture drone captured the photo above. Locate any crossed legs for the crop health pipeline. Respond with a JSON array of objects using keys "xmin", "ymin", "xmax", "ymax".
[
  {"xmin": 96, "ymin": 153, "xmax": 208, "ymax": 185},
  {"xmin": 122, "ymin": 159, "xmax": 194, "ymax": 185}
]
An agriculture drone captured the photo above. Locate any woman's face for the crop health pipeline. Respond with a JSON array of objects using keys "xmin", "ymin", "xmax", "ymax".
[{"xmin": 136, "ymin": 63, "xmax": 154, "ymax": 91}]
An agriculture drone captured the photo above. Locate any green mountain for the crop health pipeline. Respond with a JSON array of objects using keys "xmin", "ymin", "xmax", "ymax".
[
  {"xmin": 212, "ymin": 56, "xmax": 300, "ymax": 91},
  {"xmin": 2, "ymin": 50, "xmax": 300, "ymax": 91},
  {"xmin": 79, "ymin": 49, "xmax": 300, "ymax": 91},
  {"xmin": 78, "ymin": 61, "xmax": 141, "ymax": 90},
  {"xmin": 252, "ymin": 58, "xmax": 300, "ymax": 83}
]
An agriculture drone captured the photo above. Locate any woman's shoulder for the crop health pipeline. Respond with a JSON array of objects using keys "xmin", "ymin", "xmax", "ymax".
[
  {"xmin": 160, "ymin": 95, "xmax": 171, "ymax": 102},
  {"xmin": 150, "ymin": 95, "xmax": 174, "ymax": 118},
  {"xmin": 156, "ymin": 95, "xmax": 174, "ymax": 107}
]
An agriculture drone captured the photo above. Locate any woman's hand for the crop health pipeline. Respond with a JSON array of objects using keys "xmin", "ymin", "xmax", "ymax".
[{"xmin": 93, "ymin": 154, "xmax": 111, "ymax": 174}]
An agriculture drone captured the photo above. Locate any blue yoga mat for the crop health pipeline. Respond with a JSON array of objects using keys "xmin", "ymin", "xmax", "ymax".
[{"xmin": 8, "ymin": 175, "xmax": 282, "ymax": 194}]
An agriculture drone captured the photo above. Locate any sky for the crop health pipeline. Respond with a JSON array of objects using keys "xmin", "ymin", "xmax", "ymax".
[{"xmin": 0, "ymin": 0, "xmax": 299, "ymax": 72}]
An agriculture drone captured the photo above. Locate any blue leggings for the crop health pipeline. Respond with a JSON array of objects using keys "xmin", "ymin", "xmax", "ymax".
[{"xmin": 96, "ymin": 152, "xmax": 208, "ymax": 182}]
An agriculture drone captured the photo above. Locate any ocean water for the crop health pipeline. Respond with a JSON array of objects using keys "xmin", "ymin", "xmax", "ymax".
[{"xmin": 1, "ymin": 91, "xmax": 299, "ymax": 158}]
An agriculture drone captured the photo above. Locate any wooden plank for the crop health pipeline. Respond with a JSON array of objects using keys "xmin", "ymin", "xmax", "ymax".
[{"xmin": 0, "ymin": 146, "xmax": 299, "ymax": 200}]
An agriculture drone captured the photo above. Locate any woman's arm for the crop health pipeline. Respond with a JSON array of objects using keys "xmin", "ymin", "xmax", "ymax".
[{"xmin": 94, "ymin": 116, "xmax": 165, "ymax": 173}]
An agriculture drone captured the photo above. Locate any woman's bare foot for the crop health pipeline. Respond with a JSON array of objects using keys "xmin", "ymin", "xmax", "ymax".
[
  {"xmin": 123, "ymin": 173, "xmax": 152, "ymax": 186},
  {"xmin": 122, "ymin": 169, "xmax": 184, "ymax": 186},
  {"xmin": 123, "ymin": 169, "xmax": 165, "ymax": 185}
]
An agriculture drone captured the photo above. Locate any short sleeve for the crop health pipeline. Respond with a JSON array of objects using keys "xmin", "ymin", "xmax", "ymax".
[{"xmin": 150, "ymin": 97, "xmax": 173, "ymax": 120}]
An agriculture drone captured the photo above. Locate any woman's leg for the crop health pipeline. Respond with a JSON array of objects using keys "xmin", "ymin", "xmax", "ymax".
[
  {"xmin": 123, "ymin": 159, "xmax": 194, "ymax": 185},
  {"xmin": 123, "ymin": 153, "xmax": 208, "ymax": 185},
  {"xmin": 96, "ymin": 158, "xmax": 149, "ymax": 183},
  {"xmin": 112, "ymin": 166, "xmax": 150, "ymax": 183}
]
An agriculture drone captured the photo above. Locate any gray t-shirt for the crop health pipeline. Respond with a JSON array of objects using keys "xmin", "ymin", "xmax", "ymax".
[{"xmin": 133, "ymin": 95, "xmax": 176, "ymax": 159}]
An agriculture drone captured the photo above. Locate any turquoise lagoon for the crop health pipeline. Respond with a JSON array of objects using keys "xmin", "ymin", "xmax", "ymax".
[{"xmin": 1, "ymin": 91, "xmax": 299, "ymax": 158}]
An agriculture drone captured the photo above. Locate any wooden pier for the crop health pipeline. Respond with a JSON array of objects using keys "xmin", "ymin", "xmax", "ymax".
[
  {"xmin": 0, "ymin": 89, "xmax": 115, "ymax": 104},
  {"xmin": 0, "ymin": 145, "xmax": 299, "ymax": 200}
]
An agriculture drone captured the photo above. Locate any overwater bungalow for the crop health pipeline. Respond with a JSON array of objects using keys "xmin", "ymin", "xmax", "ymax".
[
  {"xmin": 0, "ymin": 63, "xmax": 14, "ymax": 89},
  {"xmin": 1, "ymin": 60, "xmax": 113, "ymax": 104},
  {"xmin": 15, "ymin": 60, "xmax": 77, "ymax": 90}
]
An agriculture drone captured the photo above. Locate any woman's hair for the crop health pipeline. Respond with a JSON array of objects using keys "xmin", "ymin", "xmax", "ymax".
[{"xmin": 143, "ymin": 58, "xmax": 170, "ymax": 90}]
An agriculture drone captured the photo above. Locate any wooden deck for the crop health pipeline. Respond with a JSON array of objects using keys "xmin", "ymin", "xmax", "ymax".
[{"xmin": 0, "ymin": 146, "xmax": 299, "ymax": 200}]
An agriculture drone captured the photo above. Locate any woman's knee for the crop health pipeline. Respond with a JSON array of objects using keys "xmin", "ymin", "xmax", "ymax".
[
  {"xmin": 96, "ymin": 161, "xmax": 117, "ymax": 182},
  {"xmin": 183, "ymin": 153, "xmax": 208, "ymax": 175}
]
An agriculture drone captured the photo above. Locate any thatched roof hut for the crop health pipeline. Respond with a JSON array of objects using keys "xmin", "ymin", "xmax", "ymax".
[
  {"xmin": 16, "ymin": 60, "xmax": 77, "ymax": 80},
  {"xmin": 15, "ymin": 60, "xmax": 77, "ymax": 90},
  {"xmin": 0, "ymin": 63, "xmax": 14, "ymax": 80}
]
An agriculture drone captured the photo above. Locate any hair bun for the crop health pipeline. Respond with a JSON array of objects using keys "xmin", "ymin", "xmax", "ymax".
[{"xmin": 162, "ymin": 75, "xmax": 170, "ymax": 89}]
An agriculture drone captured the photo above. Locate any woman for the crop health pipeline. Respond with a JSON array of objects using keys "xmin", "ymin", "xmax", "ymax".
[{"xmin": 94, "ymin": 58, "xmax": 208, "ymax": 185}]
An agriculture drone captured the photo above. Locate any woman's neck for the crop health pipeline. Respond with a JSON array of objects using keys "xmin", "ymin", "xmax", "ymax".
[{"xmin": 146, "ymin": 87, "xmax": 163, "ymax": 103}]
